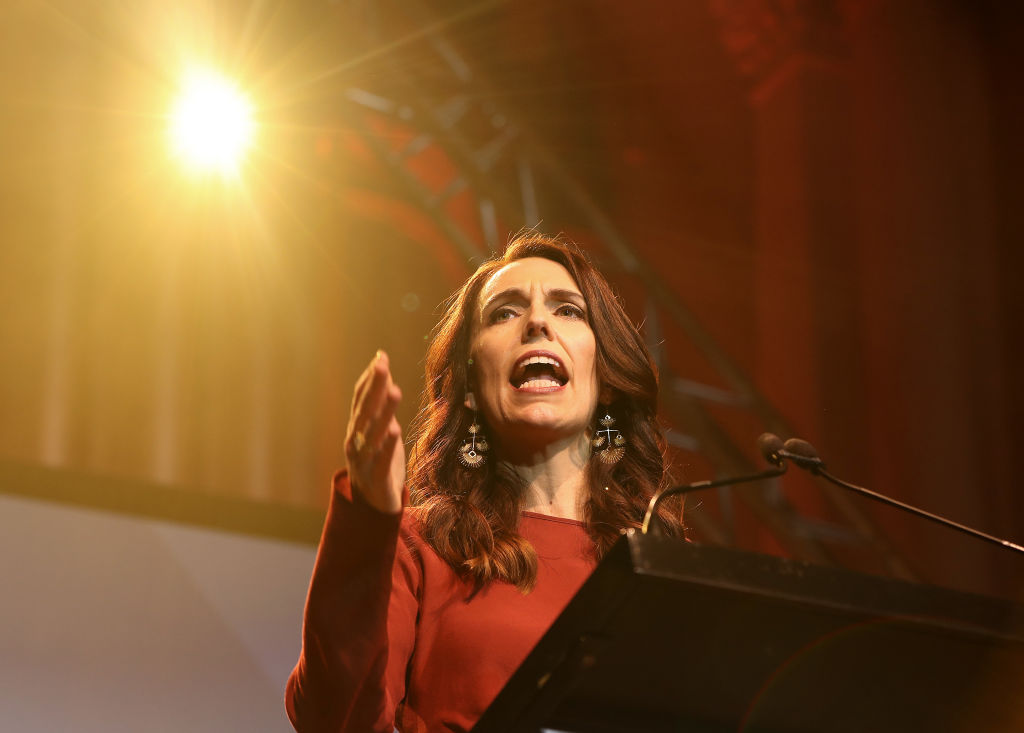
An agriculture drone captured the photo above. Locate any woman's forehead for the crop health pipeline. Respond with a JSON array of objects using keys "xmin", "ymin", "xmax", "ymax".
[{"xmin": 479, "ymin": 257, "xmax": 580, "ymax": 300}]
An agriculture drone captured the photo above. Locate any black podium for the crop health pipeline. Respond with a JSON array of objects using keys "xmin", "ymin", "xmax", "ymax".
[{"xmin": 472, "ymin": 531, "xmax": 1024, "ymax": 732}]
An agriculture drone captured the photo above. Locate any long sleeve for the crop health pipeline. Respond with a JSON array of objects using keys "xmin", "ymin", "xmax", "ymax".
[{"xmin": 285, "ymin": 471, "xmax": 420, "ymax": 733}]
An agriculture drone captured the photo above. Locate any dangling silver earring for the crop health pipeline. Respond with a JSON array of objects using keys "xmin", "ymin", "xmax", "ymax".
[
  {"xmin": 458, "ymin": 414, "xmax": 489, "ymax": 468},
  {"xmin": 592, "ymin": 411, "xmax": 626, "ymax": 465}
]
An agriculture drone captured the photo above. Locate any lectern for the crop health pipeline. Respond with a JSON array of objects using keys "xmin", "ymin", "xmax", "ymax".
[{"xmin": 472, "ymin": 531, "xmax": 1024, "ymax": 732}]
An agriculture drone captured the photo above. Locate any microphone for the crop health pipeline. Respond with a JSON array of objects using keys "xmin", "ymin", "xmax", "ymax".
[
  {"xmin": 757, "ymin": 432, "xmax": 785, "ymax": 466},
  {"xmin": 779, "ymin": 435, "xmax": 1024, "ymax": 556},
  {"xmin": 781, "ymin": 438, "xmax": 824, "ymax": 469},
  {"xmin": 642, "ymin": 437, "xmax": 786, "ymax": 534},
  {"xmin": 758, "ymin": 432, "xmax": 825, "ymax": 470}
]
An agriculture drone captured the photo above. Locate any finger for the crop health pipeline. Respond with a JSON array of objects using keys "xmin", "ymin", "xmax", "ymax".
[
  {"xmin": 351, "ymin": 376, "xmax": 391, "ymax": 459},
  {"xmin": 350, "ymin": 350, "xmax": 387, "ymax": 417},
  {"xmin": 349, "ymin": 355, "xmax": 376, "ymax": 414},
  {"xmin": 351, "ymin": 355, "xmax": 391, "ymax": 436},
  {"xmin": 347, "ymin": 357, "xmax": 397, "ymax": 463},
  {"xmin": 363, "ymin": 384, "xmax": 402, "ymax": 452}
]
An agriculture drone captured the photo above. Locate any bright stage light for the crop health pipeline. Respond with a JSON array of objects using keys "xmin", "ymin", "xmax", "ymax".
[{"xmin": 169, "ymin": 70, "xmax": 254, "ymax": 175}]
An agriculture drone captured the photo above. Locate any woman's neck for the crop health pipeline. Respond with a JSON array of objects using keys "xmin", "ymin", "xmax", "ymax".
[{"xmin": 501, "ymin": 433, "xmax": 590, "ymax": 521}]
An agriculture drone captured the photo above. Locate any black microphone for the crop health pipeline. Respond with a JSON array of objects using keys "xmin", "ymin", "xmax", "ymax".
[
  {"xmin": 781, "ymin": 438, "xmax": 825, "ymax": 469},
  {"xmin": 780, "ymin": 435, "xmax": 1024, "ymax": 556},
  {"xmin": 757, "ymin": 432, "xmax": 823, "ymax": 472},
  {"xmin": 642, "ymin": 436, "xmax": 786, "ymax": 534}
]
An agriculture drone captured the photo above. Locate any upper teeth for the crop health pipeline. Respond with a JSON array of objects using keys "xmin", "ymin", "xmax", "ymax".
[{"xmin": 518, "ymin": 355, "xmax": 562, "ymax": 370}]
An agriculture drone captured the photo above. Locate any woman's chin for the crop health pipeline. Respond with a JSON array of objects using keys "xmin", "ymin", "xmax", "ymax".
[
  {"xmin": 498, "ymin": 410, "xmax": 586, "ymax": 444},
  {"xmin": 512, "ymin": 404, "xmax": 563, "ymax": 426}
]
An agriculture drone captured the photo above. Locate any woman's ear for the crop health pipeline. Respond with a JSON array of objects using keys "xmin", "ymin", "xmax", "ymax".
[
  {"xmin": 464, "ymin": 391, "xmax": 478, "ymax": 411},
  {"xmin": 599, "ymin": 384, "xmax": 614, "ymax": 405}
]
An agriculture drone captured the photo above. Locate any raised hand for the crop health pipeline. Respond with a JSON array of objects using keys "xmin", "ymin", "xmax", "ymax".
[{"xmin": 344, "ymin": 350, "xmax": 405, "ymax": 514}]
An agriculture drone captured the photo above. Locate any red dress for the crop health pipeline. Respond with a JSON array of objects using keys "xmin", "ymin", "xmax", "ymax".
[{"xmin": 286, "ymin": 472, "xmax": 597, "ymax": 732}]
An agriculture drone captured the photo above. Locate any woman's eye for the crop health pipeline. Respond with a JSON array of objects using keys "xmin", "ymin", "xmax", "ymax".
[
  {"xmin": 490, "ymin": 307, "xmax": 518, "ymax": 323},
  {"xmin": 556, "ymin": 304, "xmax": 585, "ymax": 319}
]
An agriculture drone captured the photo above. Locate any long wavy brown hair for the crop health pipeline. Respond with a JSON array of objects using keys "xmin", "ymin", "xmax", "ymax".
[{"xmin": 406, "ymin": 233, "xmax": 684, "ymax": 592}]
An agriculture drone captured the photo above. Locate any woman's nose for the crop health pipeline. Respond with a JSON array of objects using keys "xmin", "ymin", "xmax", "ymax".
[{"xmin": 523, "ymin": 306, "xmax": 552, "ymax": 340}]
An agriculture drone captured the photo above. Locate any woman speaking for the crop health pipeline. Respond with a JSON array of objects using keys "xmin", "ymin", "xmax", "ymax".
[{"xmin": 286, "ymin": 232, "xmax": 684, "ymax": 732}]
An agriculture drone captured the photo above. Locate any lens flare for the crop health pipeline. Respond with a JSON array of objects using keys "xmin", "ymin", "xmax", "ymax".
[{"xmin": 169, "ymin": 70, "xmax": 254, "ymax": 175}]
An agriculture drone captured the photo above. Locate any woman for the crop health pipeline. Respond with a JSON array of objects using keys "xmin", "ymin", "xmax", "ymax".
[{"xmin": 286, "ymin": 233, "xmax": 684, "ymax": 732}]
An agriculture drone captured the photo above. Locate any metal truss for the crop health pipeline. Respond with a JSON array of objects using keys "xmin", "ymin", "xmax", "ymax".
[{"xmin": 332, "ymin": 0, "xmax": 913, "ymax": 577}]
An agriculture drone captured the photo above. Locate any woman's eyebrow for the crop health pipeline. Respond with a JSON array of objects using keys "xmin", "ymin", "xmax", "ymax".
[
  {"xmin": 545, "ymin": 288, "xmax": 585, "ymax": 304},
  {"xmin": 481, "ymin": 287, "xmax": 529, "ymax": 311},
  {"xmin": 481, "ymin": 286, "xmax": 585, "ymax": 312}
]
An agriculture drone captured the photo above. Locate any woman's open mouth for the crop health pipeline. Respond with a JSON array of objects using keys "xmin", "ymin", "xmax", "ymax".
[{"xmin": 509, "ymin": 353, "xmax": 568, "ymax": 391}]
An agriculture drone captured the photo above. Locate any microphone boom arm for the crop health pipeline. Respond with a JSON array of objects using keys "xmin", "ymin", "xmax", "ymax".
[
  {"xmin": 807, "ymin": 463, "xmax": 1024, "ymax": 555},
  {"xmin": 642, "ymin": 465, "xmax": 787, "ymax": 535},
  {"xmin": 778, "ymin": 437, "xmax": 1024, "ymax": 556}
]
